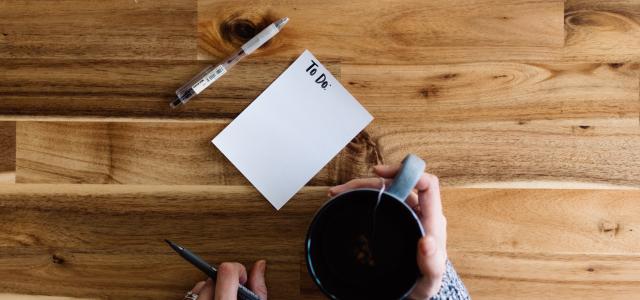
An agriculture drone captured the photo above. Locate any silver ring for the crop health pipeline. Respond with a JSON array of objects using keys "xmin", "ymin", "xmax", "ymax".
[{"xmin": 184, "ymin": 291, "xmax": 199, "ymax": 300}]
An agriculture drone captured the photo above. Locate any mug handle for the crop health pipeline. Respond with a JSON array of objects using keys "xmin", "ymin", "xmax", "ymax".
[{"xmin": 386, "ymin": 154, "xmax": 427, "ymax": 202}]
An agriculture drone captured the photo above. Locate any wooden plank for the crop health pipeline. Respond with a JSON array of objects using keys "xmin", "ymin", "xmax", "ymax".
[
  {"xmin": 342, "ymin": 62, "xmax": 639, "ymax": 124},
  {"xmin": 451, "ymin": 251, "xmax": 640, "ymax": 300},
  {"xmin": 565, "ymin": 0, "xmax": 640, "ymax": 62},
  {"xmin": 15, "ymin": 122, "xmax": 379, "ymax": 185},
  {"xmin": 0, "ymin": 0, "xmax": 197, "ymax": 60},
  {"xmin": 0, "ymin": 184, "xmax": 321, "ymax": 299},
  {"xmin": 0, "ymin": 295, "xmax": 94, "ymax": 300},
  {"xmin": 443, "ymin": 189, "xmax": 640, "ymax": 253},
  {"xmin": 373, "ymin": 122, "xmax": 640, "ymax": 188},
  {"xmin": 3, "ymin": 60, "xmax": 633, "ymax": 122},
  {"xmin": 302, "ymin": 252, "xmax": 640, "ymax": 300},
  {"xmin": 16, "ymin": 121, "xmax": 640, "ymax": 188},
  {"xmin": 0, "ymin": 186, "xmax": 638, "ymax": 300},
  {"xmin": 197, "ymin": 0, "xmax": 564, "ymax": 64},
  {"xmin": 0, "ymin": 122, "xmax": 15, "ymax": 183},
  {"xmin": 0, "ymin": 59, "xmax": 339, "ymax": 120}
]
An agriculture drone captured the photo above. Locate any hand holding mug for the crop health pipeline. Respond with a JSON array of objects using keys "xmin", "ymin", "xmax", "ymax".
[{"xmin": 329, "ymin": 165, "xmax": 447, "ymax": 299}]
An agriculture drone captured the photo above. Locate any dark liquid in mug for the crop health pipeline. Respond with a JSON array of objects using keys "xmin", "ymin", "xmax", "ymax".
[{"xmin": 307, "ymin": 190, "xmax": 422, "ymax": 299}]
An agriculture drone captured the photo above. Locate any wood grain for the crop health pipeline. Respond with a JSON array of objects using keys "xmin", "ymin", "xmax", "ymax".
[
  {"xmin": 302, "ymin": 252, "xmax": 640, "ymax": 300},
  {"xmin": 0, "ymin": 59, "xmax": 338, "ymax": 120},
  {"xmin": 451, "ymin": 251, "xmax": 640, "ymax": 300},
  {"xmin": 3, "ymin": 1, "xmax": 640, "ymax": 299},
  {"xmin": 443, "ymin": 189, "xmax": 640, "ymax": 253},
  {"xmin": 342, "ymin": 62, "xmax": 640, "ymax": 124},
  {"xmin": 3, "ymin": 60, "xmax": 634, "ymax": 123},
  {"xmin": 0, "ymin": 184, "xmax": 320, "ymax": 299},
  {"xmin": 373, "ymin": 122, "xmax": 640, "ymax": 188},
  {"xmin": 0, "ymin": 0, "xmax": 197, "ymax": 60},
  {"xmin": 565, "ymin": 0, "xmax": 640, "ymax": 62},
  {"xmin": 15, "ymin": 122, "xmax": 379, "ymax": 186},
  {"xmin": 16, "ymin": 121, "xmax": 640, "ymax": 188},
  {"xmin": 0, "ymin": 186, "xmax": 638, "ymax": 300},
  {"xmin": 0, "ymin": 122, "xmax": 15, "ymax": 183},
  {"xmin": 197, "ymin": 0, "xmax": 564, "ymax": 64},
  {"xmin": 0, "ymin": 295, "xmax": 95, "ymax": 300}
]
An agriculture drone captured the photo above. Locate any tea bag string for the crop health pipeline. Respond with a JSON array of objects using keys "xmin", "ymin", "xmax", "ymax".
[
  {"xmin": 371, "ymin": 177, "xmax": 386, "ymax": 249},
  {"xmin": 376, "ymin": 177, "xmax": 385, "ymax": 209}
]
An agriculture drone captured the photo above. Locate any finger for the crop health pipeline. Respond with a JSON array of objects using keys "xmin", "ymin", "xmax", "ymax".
[
  {"xmin": 214, "ymin": 262, "xmax": 247, "ymax": 300},
  {"xmin": 372, "ymin": 164, "xmax": 401, "ymax": 178},
  {"xmin": 406, "ymin": 191, "xmax": 419, "ymax": 211},
  {"xmin": 416, "ymin": 236, "xmax": 446, "ymax": 298},
  {"xmin": 198, "ymin": 278, "xmax": 214, "ymax": 300},
  {"xmin": 328, "ymin": 178, "xmax": 391, "ymax": 197},
  {"xmin": 247, "ymin": 260, "xmax": 268, "ymax": 300},
  {"xmin": 191, "ymin": 280, "xmax": 207, "ymax": 294},
  {"xmin": 416, "ymin": 173, "xmax": 443, "ymax": 224}
]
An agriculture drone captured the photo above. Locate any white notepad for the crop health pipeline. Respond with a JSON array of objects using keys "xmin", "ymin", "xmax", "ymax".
[{"xmin": 212, "ymin": 50, "xmax": 373, "ymax": 210}]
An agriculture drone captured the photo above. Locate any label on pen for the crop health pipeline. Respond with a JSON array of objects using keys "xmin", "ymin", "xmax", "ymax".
[{"xmin": 192, "ymin": 65, "xmax": 227, "ymax": 94}]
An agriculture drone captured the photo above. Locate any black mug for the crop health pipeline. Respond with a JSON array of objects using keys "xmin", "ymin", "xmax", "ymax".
[{"xmin": 305, "ymin": 154, "xmax": 426, "ymax": 300}]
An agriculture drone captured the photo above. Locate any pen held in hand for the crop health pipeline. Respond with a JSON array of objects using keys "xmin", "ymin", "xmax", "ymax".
[
  {"xmin": 164, "ymin": 239, "xmax": 262, "ymax": 300},
  {"xmin": 170, "ymin": 17, "xmax": 289, "ymax": 108}
]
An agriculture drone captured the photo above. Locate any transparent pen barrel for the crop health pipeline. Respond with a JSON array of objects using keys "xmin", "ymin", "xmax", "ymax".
[{"xmin": 176, "ymin": 65, "xmax": 219, "ymax": 98}]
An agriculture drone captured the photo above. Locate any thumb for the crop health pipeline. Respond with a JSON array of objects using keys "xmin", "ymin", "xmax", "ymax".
[{"xmin": 247, "ymin": 260, "xmax": 268, "ymax": 300}]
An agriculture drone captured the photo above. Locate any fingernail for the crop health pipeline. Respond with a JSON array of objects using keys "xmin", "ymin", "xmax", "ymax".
[{"xmin": 260, "ymin": 260, "xmax": 267, "ymax": 272}]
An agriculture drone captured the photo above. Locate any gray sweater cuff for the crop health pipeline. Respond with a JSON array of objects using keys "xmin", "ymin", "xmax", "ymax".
[{"xmin": 429, "ymin": 259, "xmax": 471, "ymax": 300}]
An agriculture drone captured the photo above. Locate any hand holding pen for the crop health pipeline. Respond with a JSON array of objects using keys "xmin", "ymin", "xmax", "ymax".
[
  {"xmin": 166, "ymin": 240, "xmax": 267, "ymax": 300},
  {"xmin": 186, "ymin": 261, "xmax": 267, "ymax": 300}
]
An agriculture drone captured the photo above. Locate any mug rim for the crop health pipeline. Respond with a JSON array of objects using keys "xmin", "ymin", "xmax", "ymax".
[{"xmin": 304, "ymin": 188, "xmax": 425, "ymax": 300}]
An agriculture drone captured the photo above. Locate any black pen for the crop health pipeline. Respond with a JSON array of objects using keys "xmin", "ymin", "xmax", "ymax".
[{"xmin": 165, "ymin": 239, "xmax": 261, "ymax": 300}]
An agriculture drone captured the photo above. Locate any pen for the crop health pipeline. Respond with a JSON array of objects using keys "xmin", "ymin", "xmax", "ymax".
[
  {"xmin": 165, "ymin": 240, "xmax": 262, "ymax": 300},
  {"xmin": 170, "ymin": 17, "xmax": 289, "ymax": 108}
]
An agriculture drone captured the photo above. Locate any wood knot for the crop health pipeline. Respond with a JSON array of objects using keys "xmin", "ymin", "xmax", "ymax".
[
  {"xmin": 326, "ymin": 130, "xmax": 384, "ymax": 185},
  {"xmin": 587, "ymin": 267, "xmax": 595, "ymax": 272},
  {"xmin": 346, "ymin": 131, "xmax": 383, "ymax": 165},
  {"xmin": 441, "ymin": 73, "xmax": 458, "ymax": 80},
  {"xmin": 219, "ymin": 13, "xmax": 278, "ymax": 47},
  {"xmin": 572, "ymin": 125, "xmax": 595, "ymax": 135},
  {"xmin": 52, "ymin": 254, "xmax": 66, "ymax": 265},
  {"xmin": 566, "ymin": 14, "xmax": 597, "ymax": 26},
  {"xmin": 599, "ymin": 220, "xmax": 620, "ymax": 237},
  {"xmin": 420, "ymin": 85, "xmax": 440, "ymax": 98},
  {"xmin": 608, "ymin": 63, "xmax": 624, "ymax": 69}
]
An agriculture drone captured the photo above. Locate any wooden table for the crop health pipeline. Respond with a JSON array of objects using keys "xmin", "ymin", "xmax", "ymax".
[{"xmin": 1, "ymin": 0, "xmax": 639, "ymax": 299}]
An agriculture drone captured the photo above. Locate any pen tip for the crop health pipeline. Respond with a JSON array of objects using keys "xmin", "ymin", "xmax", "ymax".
[
  {"xmin": 277, "ymin": 17, "xmax": 289, "ymax": 28},
  {"xmin": 170, "ymin": 98, "xmax": 182, "ymax": 109},
  {"xmin": 164, "ymin": 239, "xmax": 173, "ymax": 245}
]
